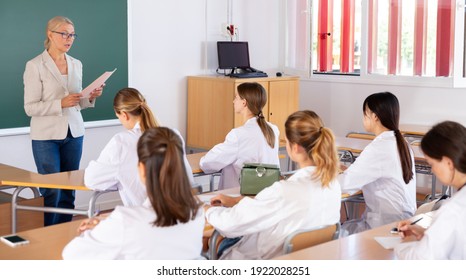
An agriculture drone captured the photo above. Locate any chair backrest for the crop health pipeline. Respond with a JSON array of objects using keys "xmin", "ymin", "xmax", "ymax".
[
  {"xmin": 283, "ymin": 223, "xmax": 340, "ymax": 254},
  {"xmin": 346, "ymin": 132, "xmax": 375, "ymax": 140}
]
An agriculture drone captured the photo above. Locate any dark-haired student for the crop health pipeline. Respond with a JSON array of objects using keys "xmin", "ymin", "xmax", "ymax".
[
  {"xmin": 200, "ymin": 82, "xmax": 280, "ymax": 189},
  {"xmin": 62, "ymin": 127, "xmax": 204, "ymax": 259},
  {"xmin": 338, "ymin": 92, "xmax": 416, "ymax": 235},
  {"xmin": 395, "ymin": 121, "xmax": 466, "ymax": 259},
  {"xmin": 204, "ymin": 110, "xmax": 341, "ymax": 260}
]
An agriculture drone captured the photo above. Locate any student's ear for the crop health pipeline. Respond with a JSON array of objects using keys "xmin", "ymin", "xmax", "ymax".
[
  {"xmin": 138, "ymin": 162, "xmax": 146, "ymax": 185},
  {"xmin": 291, "ymin": 142, "xmax": 302, "ymax": 154},
  {"xmin": 122, "ymin": 111, "xmax": 130, "ymax": 121},
  {"xmin": 370, "ymin": 111, "xmax": 379, "ymax": 122},
  {"xmin": 442, "ymin": 156, "xmax": 455, "ymax": 170}
]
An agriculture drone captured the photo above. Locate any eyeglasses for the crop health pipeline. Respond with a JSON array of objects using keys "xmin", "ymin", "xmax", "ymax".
[{"xmin": 51, "ymin": 31, "xmax": 78, "ymax": 40}]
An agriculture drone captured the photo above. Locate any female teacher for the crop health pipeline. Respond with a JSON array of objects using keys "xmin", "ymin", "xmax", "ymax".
[{"xmin": 23, "ymin": 16, "xmax": 103, "ymax": 226}]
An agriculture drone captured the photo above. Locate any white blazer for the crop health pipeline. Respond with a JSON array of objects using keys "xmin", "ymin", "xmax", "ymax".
[
  {"xmin": 24, "ymin": 50, "xmax": 94, "ymax": 140},
  {"xmin": 62, "ymin": 199, "xmax": 205, "ymax": 260},
  {"xmin": 85, "ymin": 124, "xmax": 194, "ymax": 206},
  {"xmin": 339, "ymin": 131, "xmax": 416, "ymax": 233},
  {"xmin": 395, "ymin": 186, "xmax": 466, "ymax": 259},
  {"xmin": 205, "ymin": 166, "xmax": 341, "ymax": 260},
  {"xmin": 200, "ymin": 117, "xmax": 280, "ymax": 189}
]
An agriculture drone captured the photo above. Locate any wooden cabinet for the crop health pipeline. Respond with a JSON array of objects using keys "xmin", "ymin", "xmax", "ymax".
[{"xmin": 187, "ymin": 75, "xmax": 299, "ymax": 150}]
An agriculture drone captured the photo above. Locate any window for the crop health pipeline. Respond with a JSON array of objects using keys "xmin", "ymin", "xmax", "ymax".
[
  {"xmin": 284, "ymin": 0, "xmax": 466, "ymax": 86},
  {"xmin": 311, "ymin": 0, "xmax": 362, "ymax": 75},
  {"xmin": 368, "ymin": 0, "xmax": 454, "ymax": 77},
  {"xmin": 284, "ymin": 0, "xmax": 310, "ymax": 76}
]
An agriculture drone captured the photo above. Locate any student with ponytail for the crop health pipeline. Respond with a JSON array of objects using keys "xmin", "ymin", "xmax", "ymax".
[
  {"xmin": 339, "ymin": 92, "xmax": 416, "ymax": 235},
  {"xmin": 85, "ymin": 88, "xmax": 193, "ymax": 206},
  {"xmin": 63, "ymin": 127, "xmax": 204, "ymax": 259},
  {"xmin": 204, "ymin": 110, "xmax": 341, "ymax": 260},
  {"xmin": 200, "ymin": 82, "xmax": 280, "ymax": 189}
]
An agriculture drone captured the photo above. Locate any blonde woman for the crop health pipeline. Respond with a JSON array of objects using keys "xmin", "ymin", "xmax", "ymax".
[
  {"xmin": 204, "ymin": 110, "xmax": 341, "ymax": 259},
  {"xmin": 85, "ymin": 88, "xmax": 193, "ymax": 206},
  {"xmin": 23, "ymin": 16, "xmax": 103, "ymax": 226}
]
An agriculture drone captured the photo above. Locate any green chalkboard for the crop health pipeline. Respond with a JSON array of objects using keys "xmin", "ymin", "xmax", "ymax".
[{"xmin": 0, "ymin": 0, "xmax": 128, "ymax": 129}]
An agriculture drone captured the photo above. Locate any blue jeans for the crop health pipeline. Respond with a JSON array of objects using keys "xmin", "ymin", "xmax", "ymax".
[{"xmin": 32, "ymin": 128, "xmax": 83, "ymax": 226}]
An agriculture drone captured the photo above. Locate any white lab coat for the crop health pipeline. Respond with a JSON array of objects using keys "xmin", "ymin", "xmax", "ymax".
[
  {"xmin": 395, "ymin": 186, "xmax": 466, "ymax": 259},
  {"xmin": 62, "ymin": 199, "xmax": 205, "ymax": 260},
  {"xmin": 200, "ymin": 117, "xmax": 280, "ymax": 189},
  {"xmin": 205, "ymin": 166, "xmax": 341, "ymax": 260},
  {"xmin": 85, "ymin": 123, "xmax": 194, "ymax": 206},
  {"xmin": 338, "ymin": 131, "xmax": 416, "ymax": 234}
]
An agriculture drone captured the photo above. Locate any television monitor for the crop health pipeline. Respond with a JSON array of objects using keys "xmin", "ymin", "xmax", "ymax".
[{"xmin": 217, "ymin": 41, "xmax": 250, "ymax": 70}]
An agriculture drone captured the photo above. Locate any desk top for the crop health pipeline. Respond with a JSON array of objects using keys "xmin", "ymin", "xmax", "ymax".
[
  {"xmin": 0, "ymin": 219, "xmax": 81, "ymax": 260},
  {"xmin": 1, "ymin": 151, "xmax": 209, "ymax": 190},
  {"xmin": 0, "ymin": 164, "xmax": 35, "ymax": 187},
  {"xmin": 411, "ymin": 145, "xmax": 426, "ymax": 162},
  {"xmin": 0, "ymin": 163, "xmax": 88, "ymax": 191},
  {"xmin": 187, "ymin": 152, "xmax": 206, "ymax": 174},
  {"xmin": 334, "ymin": 137, "xmax": 426, "ymax": 162},
  {"xmin": 274, "ymin": 213, "xmax": 433, "ymax": 260},
  {"xmin": 335, "ymin": 136, "xmax": 371, "ymax": 154},
  {"xmin": 400, "ymin": 124, "xmax": 431, "ymax": 136}
]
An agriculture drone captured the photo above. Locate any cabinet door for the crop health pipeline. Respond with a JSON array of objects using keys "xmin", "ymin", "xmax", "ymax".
[
  {"xmin": 268, "ymin": 80, "xmax": 299, "ymax": 142},
  {"xmin": 187, "ymin": 78, "xmax": 235, "ymax": 149},
  {"xmin": 233, "ymin": 81, "xmax": 270, "ymax": 128}
]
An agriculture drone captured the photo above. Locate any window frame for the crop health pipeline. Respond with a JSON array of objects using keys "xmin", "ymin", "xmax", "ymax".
[{"xmin": 282, "ymin": 0, "xmax": 466, "ymax": 88}]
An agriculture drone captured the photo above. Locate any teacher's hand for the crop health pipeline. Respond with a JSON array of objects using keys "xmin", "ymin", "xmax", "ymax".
[
  {"xmin": 61, "ymin": 93, "xmax": 82, "ymax": 108},
  {"xmin": 89, "ymin": 83, "xmax": 105, "ymax": 102}
]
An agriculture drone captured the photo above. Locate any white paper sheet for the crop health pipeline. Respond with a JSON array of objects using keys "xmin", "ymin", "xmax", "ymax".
[
  {"xmin": 374, "ymin": 236, "xmax": 402, "ymax": 249},
  {"xmin": 197, "ymin": 193, "xmax": 241, "ymax": 205},
  {"xmin": 81, "ymin": 68, "xmax": 117, "ymax": 98}
]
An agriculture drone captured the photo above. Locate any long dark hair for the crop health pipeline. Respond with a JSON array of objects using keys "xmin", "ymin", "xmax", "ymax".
[
  {"xmin": 421, "ymin": 121, "xmax": 466, "ymax": 174},
  {"xmin": 137, "ymin": 127, "xmax": 200, "ymax": 227},
  {"xmin": 237, "ymin": 82, "xmax": 275, "ymax": 148},
  {"xmin": 285, "ymin": 110, "xmax": 339, "ymax": 186},
  {"xmin": 363, "ymin": 92, "xmax": 413, "ymax": 184}
]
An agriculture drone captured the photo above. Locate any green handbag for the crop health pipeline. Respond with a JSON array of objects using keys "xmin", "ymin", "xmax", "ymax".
[{"xmin": 240, "ymin": 163, "xmax": 280, "ymax": 196}]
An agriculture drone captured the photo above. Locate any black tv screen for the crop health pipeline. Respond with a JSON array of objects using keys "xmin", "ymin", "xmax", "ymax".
[{"xmin": 217, "ymin": 41, "xmax": 250, "ymax": 69}]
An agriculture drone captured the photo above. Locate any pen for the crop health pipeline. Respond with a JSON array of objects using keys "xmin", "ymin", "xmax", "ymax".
[{"xmin": 390, "ymin": 217, "xmax": 423, "ymax": 233}]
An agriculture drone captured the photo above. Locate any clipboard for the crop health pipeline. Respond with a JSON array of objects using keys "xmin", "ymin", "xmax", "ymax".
[{"xmin": 80, "ymin": 68, "xmax": 117, "ymax": 98}]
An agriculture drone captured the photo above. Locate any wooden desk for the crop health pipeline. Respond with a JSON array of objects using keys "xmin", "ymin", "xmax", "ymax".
[
  {"xmin": 274, "ymin": 213, "xmax": 433, "ymax": 260},
  {"xmin": 198, "ymin": 187, "xmax": 358, "ymax": 201},
  {"xmin": 0, "ymin": 163, "xmax": 114, "ymax": 233},
  {"xmin": 0, "ymin": 219, "xmax": 81, "ymax": 260},
  {"xmin": 335, "ymin": 136, "xmax": 371, "ymax": 154},
  {"xmin": 400, "ymin": 124, "xmax": 430, "ymax": 137},
  {"xmin": 187, "ymin": 152, "xmax": 206, "ymax": 175}
]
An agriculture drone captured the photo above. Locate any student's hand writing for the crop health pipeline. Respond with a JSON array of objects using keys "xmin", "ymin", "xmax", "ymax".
[
  {"xmin": 89, "ymin": 83, "xmax": 105, "ymax": 102},
  {"xmin": 61, "ymin": 93, "xmax": 82, "ymax": 108},
  {"xmin": 397, "ymin": 220, "xmax": 426, "ymax": 240},
  {"xmin": 210, "ymin": 194, "xmax": 243, "ymax": 208}
]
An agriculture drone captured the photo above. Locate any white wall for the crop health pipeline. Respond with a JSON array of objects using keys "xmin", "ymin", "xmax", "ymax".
[{"xmin": 299, "ymin": 80, "xmax": 466, "ymax": 137}]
